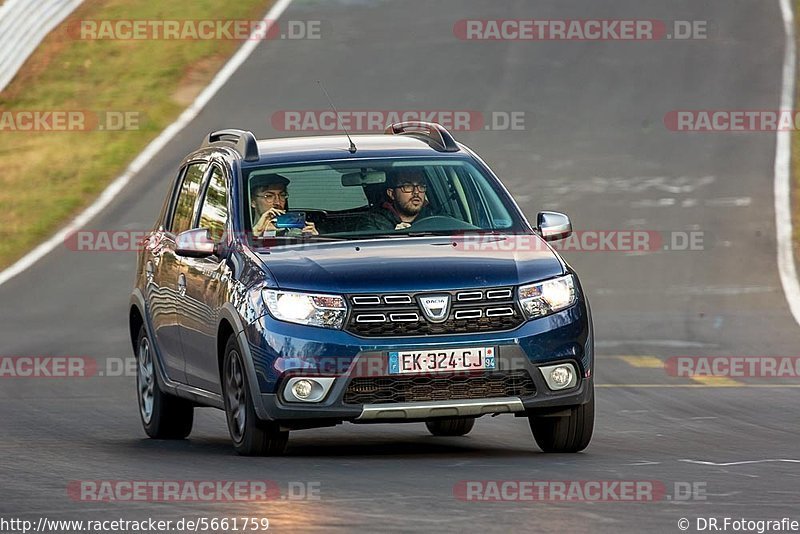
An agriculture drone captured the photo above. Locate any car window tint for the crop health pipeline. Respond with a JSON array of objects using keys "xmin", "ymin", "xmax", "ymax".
[
  {"xmin": 467, "ymin": 166, "xmax": 514, "ymax": 228},
  {"xmin": 198, "ymin": 166, "xmax": 228, "ymax": 242},
  {"xmin": 170, "ymin": 162, "xmax": 207, "ymax": 234},
  {"xmin": 244, "ymin": 158, "xmax": 520, "ymax": 240},
  {"xmin": 265, "ymin": 168, "xmax": 368, "ymax": 211},
  {"xmin": 454, "ymin": 167, "xmax": 491, "ymax": 228}
]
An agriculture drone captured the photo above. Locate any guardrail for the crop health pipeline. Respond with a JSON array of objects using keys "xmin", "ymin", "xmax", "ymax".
[{"xmin": 0, "ymin": 0, "xmax": 84, "ymax": 92}]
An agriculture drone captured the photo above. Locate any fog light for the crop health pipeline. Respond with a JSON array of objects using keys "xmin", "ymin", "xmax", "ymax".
[
  {"xmin": 539, "ymin": 363, "xmax": 578, "ymax": 390},
  {"xmin": 292, "ymin": 379, "xmax": 313, "ymax": 399},
  {"xmin": 283, "ymin": 376, "xmax": 336, "ymax": 402},
  {"xmin": 550, "ymin": 366, "xmax": 572, "ymax": 387}
]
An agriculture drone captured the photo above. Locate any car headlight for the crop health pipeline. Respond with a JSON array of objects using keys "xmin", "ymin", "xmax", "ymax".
[
  {"xmin": 264, "ymin": 289, "xmax": 347, "ymax": 329},
  {"xmin": 518, "ymin": 274, "xmax": 577, "ymax": 320}
]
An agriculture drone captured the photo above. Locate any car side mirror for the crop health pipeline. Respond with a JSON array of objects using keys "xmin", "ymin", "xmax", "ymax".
[
  {"xmin": 175, "ymin": 228, "xmax": 217, "ymax": 258},
  {"xmin": 537, "ymin": 211, "xmax": 572, "ymax": 242}
]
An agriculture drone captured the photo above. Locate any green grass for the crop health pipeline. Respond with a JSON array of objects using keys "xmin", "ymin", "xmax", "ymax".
[{"xmin": 0, "ymin": 0, "xmax": 273, "ymax": 269}]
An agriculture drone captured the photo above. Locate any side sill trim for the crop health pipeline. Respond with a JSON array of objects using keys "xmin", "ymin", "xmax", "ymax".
[{"xmin": 173, "ymin": 382, "xmax": 224, "ymax": 409}]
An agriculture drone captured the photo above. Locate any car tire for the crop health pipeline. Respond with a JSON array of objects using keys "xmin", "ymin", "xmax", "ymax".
[
  {"xmin": 222, "ymin": 336, "xmax": 289, "ymax": 456},
  {"xmin": 528, "ymin": 383, "xmax": 594, "ymax": 453},
  {"xmin": 135, "ymin": 326, "xmax": 194, "ymax": 439},
  {"xmin": 425, "ymin": 417, "xmax": 476, "ymax": 436}
]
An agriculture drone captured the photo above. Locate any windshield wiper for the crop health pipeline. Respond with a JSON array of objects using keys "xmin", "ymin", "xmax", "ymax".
[
  {"xmin": 405, "ymin": 231, "xmax": 460, "ymax": 237},
  {"xmin": 344, "ymin": 233, "xmax": 447, "ymax": 240},
  {"xmin": 254, "ymin": 235, "xmax": 348, "ymax": 243},
  {"xmin": 337, "ymin": 233, "xmax": 409, "ymax": 240}
]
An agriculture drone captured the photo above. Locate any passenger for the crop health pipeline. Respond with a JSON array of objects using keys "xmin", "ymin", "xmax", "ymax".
[
  {"xmin": 250, "ymin": 174, "xmax": 317, "ymax": 236},
  {"xmin": 362, "ymin": 168, "xmax": 429, "ymax": 231}
]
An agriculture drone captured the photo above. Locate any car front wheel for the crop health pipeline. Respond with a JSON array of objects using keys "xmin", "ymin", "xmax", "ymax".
[
  {"xmin": 222, "ymin": 336, "xmax": 288, "ymax": 456},
  {"xmin": 528, "ymin": 383, "xmax": 594, "ymax": 453}
]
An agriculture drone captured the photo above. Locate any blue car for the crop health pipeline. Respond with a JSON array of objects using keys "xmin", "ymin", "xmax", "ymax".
[{"xmin": 129, "ymin": 122, "xmax": 594, "ymax": 455}]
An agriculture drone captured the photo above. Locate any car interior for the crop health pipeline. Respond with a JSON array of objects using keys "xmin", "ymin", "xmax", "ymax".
[{"xmin": 246, "ymin": 161, "xmax": 517, "ymax": 237}]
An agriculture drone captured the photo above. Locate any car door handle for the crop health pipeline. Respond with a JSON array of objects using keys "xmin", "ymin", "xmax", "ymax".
[{"xmin": 177, "ymin": 273, "xmax": 187, "ymax": 296}]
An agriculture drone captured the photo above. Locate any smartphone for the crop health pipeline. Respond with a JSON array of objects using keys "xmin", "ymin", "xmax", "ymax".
[{"xmin": 274, "ymin": 212, "xmax": 307, "ymax": 229}]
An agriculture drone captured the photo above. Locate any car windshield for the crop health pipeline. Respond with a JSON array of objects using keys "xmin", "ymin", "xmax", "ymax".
[{"xmin": 243, "ymin": 158, "xmax": 525, "ymax": 245}]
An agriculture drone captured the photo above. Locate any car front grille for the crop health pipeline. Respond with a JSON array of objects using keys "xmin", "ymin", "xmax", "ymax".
[
  {"xmin": 345, "ymin": 287, "xmax": 525, "ymax": 337},
  {"xmin": 342, "ymin": 370, "xmax": 536, "ymax": 405}
]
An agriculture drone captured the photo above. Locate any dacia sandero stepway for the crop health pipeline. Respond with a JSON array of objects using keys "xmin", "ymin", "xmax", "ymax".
[{"xmin": 129, "ymin": 122, "xmax": 594, "ymax": 455}]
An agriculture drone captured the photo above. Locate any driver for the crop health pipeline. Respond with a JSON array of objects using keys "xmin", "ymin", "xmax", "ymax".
[
  {"xmin": 250, "ymin": 174, "xmax": 317, "ymax": 236},
  {"xmin": 362, "ymin": 168, "xmax": 429, "ymax": 231}
]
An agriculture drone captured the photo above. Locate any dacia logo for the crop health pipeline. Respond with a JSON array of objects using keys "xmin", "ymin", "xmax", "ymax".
[{"xmin": 419, "ymin": 295, "xmax": 451, "ymax": 323}]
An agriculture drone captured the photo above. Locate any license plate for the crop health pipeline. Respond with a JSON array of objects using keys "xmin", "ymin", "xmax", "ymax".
[{"xmin": 388, "ymin": 347, "xmax": 496, "ymax": 374}]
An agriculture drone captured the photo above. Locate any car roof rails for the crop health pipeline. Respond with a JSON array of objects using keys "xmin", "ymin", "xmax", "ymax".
[
  {"xmin": 384, "ymin": 121, "xmax": 460, "ymax": 152},
  {"xmin": 202, "ymin": 129, "xmax": 260, "ymax": 162}
]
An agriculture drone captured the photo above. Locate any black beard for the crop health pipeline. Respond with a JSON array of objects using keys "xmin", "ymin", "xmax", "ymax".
[{"xmin": 396, "ymin": 198, "xmax": 422, "ymax": 218}]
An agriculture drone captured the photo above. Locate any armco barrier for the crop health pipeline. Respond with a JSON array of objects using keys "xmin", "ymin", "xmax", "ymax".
[{"xmin": 0, "ymin": 0, "xmax": 84, "ymax": 92}]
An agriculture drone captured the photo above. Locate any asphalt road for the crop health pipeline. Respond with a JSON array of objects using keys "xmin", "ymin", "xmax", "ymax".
[{"xmin": 1, "ymin": 1, "xmax": 799, "ymax": 532}]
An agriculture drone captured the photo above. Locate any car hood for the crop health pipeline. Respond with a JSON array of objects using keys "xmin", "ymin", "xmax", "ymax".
[{"xmin": 256, "ymin": 235, "xmax": 565, "ymax": 293}]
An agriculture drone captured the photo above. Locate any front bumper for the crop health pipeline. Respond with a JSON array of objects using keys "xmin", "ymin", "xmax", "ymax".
[{"xmin": 241, "ymin": 298, "xmax": 593, "ymax": 425}]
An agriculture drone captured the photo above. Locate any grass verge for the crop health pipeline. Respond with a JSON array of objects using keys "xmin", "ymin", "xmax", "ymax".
[{"xmin": 0, "ymin": 0, "xmax": 273, "ymax": 269}]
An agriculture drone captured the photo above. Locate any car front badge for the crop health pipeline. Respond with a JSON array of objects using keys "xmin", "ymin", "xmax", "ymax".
[{"xmin": 419, "ymin": 295, "xmax": 451, "ymax": 323}]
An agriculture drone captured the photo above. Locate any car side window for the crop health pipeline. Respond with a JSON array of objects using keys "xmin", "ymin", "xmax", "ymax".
[
  {"xmin": 197, "ymin": 166, "xmax": 228, "ymax": 242},
  {"xmin": 170, "ymin": 162, "xmax": 207, "ymax": 234}
]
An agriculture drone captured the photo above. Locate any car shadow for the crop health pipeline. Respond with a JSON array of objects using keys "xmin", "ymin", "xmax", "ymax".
[{"xmin": 121, "ymin": 434, "xmax": 541, "ymax": 459}]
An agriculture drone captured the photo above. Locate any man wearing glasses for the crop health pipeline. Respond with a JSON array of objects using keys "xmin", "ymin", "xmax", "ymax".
[
  {"xmin": 363, "ymin": 168, "xmax": 430, "ymax": 231},
  {"xmin": 250, "ymin": 174, "xmax": 318, "ymax": 236}
]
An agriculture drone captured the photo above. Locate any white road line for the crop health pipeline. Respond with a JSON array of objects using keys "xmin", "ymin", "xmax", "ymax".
[
  {"xmin": 777, "ymin": 0, "xmax": 800, "ymax": 328},
  {"xmin": 594, "ymin": 286, "xmax": 776, "ymax": 296},
  {"xmin": 680, "ymin": 459, "xmax": 800, "ymax": 467},
  {"xmin": 630, "ymin": 197, "xmax": 752, "ymax": 209},
  {"xmin": 597, "ymin": 384, "xmax": 800, "ymax": 388},
  {"xmin": 596, "ymin": 340, "xmax": 716, "ymax": 349},
  {"xmin": 0, "ymin": 0, "xmax": 295, "ymax": 288},
  {"xmin": 704, "ymin": 197, "xmax": 752, "ymax": 207},
  {"xmin": 630, "ymin": 198, "xmax": 676, "ymax": 208}
]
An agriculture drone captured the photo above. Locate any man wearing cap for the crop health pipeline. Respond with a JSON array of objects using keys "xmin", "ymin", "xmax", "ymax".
[
  {"xmin": 250, "ymin": 173, "xmax": 317, "ymax": 236},
  {"xmin": 362, "ymin": 168, "xmax": 430, "ymax": 231}
]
